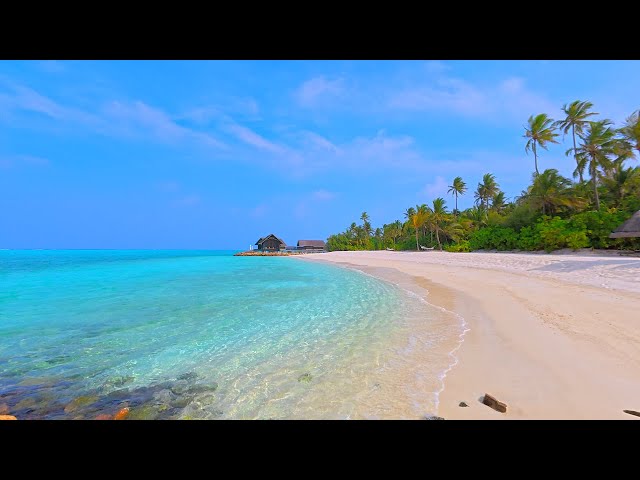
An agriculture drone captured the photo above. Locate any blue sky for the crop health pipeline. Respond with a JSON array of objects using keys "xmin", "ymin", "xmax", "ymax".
[{"xmin": 1, "ymin": 60, "xmax": 638, "ymax": 249}]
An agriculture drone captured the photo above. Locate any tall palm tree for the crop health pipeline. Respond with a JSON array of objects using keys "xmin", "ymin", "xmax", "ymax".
[
  {"xmin": 575, "ymin": 121, "xmax": 617, "ymax": 211},
  {"xmin": 556, "ymin": 100, "xmax": 598, "ymax": 183},
  {"xmin": 430, "ymin": 198, "xmax": 448, "ymax": 250},
  {"xmin": 410, "ymin": 210, "xmax": 428, "ymax": 251},
  {"xmin": 360, "ymin": 211, "xmax": 371, "ymax": 246},
  {"xmin": 447, "ymin": 176, "xmax": 467, "ymax": 215},
  {"xmin": 524, "ymin": 113, "xmax": 560, "ymax": 176},
  {"xmin": 620, "ymin": 110, "xmax": 640, "ymax": 158},
  {"xmin": 524, "ymin": 168, "xmax": 585, "ymax": 215},
  {"xmin": 416, "ymin": 203, "xmax": 430, "ymax": 240},
  {"xmin": 475, "ymin": 173, "xmax": 500, "ymax": 210}
]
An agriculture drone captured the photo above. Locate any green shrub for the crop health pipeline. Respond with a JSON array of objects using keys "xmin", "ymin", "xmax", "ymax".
[
  {"xmin": 571, "ymin": 209, "xmax": 627, "ymax": 249},
  {"xmin": 444, "ymin": 241, "xmax": 470, "ymax": 252},
  {"xmin": 469, "ymin": 226, "xmax": 518, "ymax": 251},
  {"xmin": 517, "ymin": 225, "xmax": 541, "ymax": 250}
]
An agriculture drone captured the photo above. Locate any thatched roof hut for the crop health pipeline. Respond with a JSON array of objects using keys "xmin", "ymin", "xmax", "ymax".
[
  {"xmin": 255, "ymin": 234, "xmax": 286, "ymax": 251},
  {"xmin": 610, "ymin": 210, "xmax": 640, "ymax": 238},
  {"xmin": 297, "ymin": 240, "xmax": 326, "ymax": 249}
]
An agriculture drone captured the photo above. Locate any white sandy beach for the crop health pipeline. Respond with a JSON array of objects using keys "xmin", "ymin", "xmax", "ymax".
[{"xmin": 299, "ymin": 250, "xmax": 640, "ymax": 419}]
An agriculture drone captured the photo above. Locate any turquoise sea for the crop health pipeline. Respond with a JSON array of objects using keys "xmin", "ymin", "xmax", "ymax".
[{"xmin": 0, "ymin": 250, "xmax": 461, "ymax": 419}]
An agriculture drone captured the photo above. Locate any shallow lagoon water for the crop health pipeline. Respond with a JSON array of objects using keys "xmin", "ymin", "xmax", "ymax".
[{"xmin": 0, "ymin": 250, "xmax": 463, "ymax": 419}]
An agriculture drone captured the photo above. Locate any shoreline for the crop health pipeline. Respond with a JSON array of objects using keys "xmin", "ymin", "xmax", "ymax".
[{"xmin": 297, "ymin": 251, "xmax": 640, "ymax": 419}]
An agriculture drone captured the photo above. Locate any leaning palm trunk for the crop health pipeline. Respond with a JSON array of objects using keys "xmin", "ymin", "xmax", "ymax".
[
  {"xmin": 415, "ymin": 230, "xmax": 419, "ymax": 251},
  {"xmin": 435, "ymin": 228, "xmax": 441, "ymax": 250},
  {"xmin": 533, "ymin": 142, "xmax": 539, "ymax": 176},
  {"xmin": 572, "ymin": 125, "xmax": 583, "ymax": 183},
  {"xmin": 591, "ymin": 160, "xmax": 600, "ymax": 210}
]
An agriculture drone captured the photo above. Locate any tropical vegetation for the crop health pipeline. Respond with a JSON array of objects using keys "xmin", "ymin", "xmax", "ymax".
[{"xmin": 326, "ymin": 102, "xmax": 640, "ymax": 253}]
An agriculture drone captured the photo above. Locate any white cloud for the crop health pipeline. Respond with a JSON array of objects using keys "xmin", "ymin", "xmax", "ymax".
[
  {"xmin": 103, "ymin": 101, "xmax": 227, "ymax": 150},
  {"xmin": 0, "ymin": 80, "xmax": 229, "ymax": 152},
  {"xmin": 388, "ymin": 73, "xmax": 555, "ymax": 121},
  {"xmin": 389, "ymin": 77, "xmax": 489, "ymax": 116},
  {"xmin": 7, "ymin": 83, "xmax": 99, "ymax": 125},
  {"xmin": 295, "ymin": 76, "xmax": 345, "ymax": 107},
  {"xmin": 497, "ymin": 76, "xmax": 557, "ymax": 119},
  {"xmin": 225, "ymin": 122, "xmax": 286, "ymax": 154},
  {"xmin": 420, "ymin": 176, "xmax": 448, "ymax": 198},
  {"xmin": 300, "ymin": 131, "xmax": 341, "ymax": 154}
]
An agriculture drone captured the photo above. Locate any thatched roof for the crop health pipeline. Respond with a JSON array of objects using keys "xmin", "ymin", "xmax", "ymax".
[
  {"xmin": 297, "ymin": 240, "xmax": 326, "ymax": 248},
  {"xmin": 610, "ymin": 210, "xmax": 640, "ymax": 238},
  {"xmin": 255, "ymin": 234, "xmax": 286, "ymax": 246}
]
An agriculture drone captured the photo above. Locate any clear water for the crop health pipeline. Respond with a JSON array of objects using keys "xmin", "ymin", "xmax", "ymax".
[{"xmin": 0, "ymin": 250, "xmax": 459, "ymax": 419}]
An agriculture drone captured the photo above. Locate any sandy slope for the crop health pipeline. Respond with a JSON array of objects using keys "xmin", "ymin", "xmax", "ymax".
[{"xmin": 299, "ymin": 251, "xmax": 640, "ymax": 419}]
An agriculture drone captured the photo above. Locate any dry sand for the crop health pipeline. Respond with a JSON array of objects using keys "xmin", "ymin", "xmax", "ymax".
[{"xmin": 298, "ymin": 250, "xmax": 640, "ymax": 419}]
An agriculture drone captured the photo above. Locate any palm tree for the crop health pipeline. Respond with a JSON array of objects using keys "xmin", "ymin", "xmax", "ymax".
[
  {"xmin": 620, "ymin": 110, "xmax": 640, "ymax": 158},
  {"xmin": 466, "ymin": 205, "xmax": 488, "ymax": 227},
  {"xmin": 447, "ymin": 176, "xmax": 467, "ymax": 215},
  {"xmin": 403, "ymin": 207, "xmax": 416, "ymax": 220},
  {"xmin": 556, "ymin": 101, "xmax": 598, "ymax": 183},
  {"xmin": 601, "ymin": 160, "xmax": 639, "ymax": 206},
  {"xmin": 575, "ymin": 121, "xmax": 617, "ymax": 211},
  {"xmin": 360, "ymin": 212, "xmax": 371, "ymax": 234},
  {"xmin": 475, "ymin": 173, "xmax": 500, "ymax": 210},
  {"xmin": 524, "ymin": 168, "xmax": 585, "ymax": 215},
  {"xmin": 491, "ymin": 191, "xmax": 507, "ymax": 214},
  {"xmin": 524, "ymin": 113, "xmax": 560, "ymax": 176},
  {"xmin": 384, "ymin": 220, "xmax": 403, "ymax": 248},
  {"xmin": 430, "ymin": 198, "xmax": 448, "ymax": 250},
  {"xmin": 410, "ymin": 209, "xmax": 428, "ymax": 251},
  {"xmin": 416, "ymin": 203, "xmax": 431, "ymax": 241},
  {"xmin": 360, "ymin": 211, "xmax": 371, "ymax": 247}
]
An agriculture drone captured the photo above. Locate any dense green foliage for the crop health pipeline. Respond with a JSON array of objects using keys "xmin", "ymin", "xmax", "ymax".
[{"xmin": 326, "ymin": 102, "xmax": 640, "ymax": 253}]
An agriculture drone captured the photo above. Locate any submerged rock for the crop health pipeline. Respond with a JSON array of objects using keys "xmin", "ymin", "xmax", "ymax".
[
  {"xmin": 128, "ymin": 405, "xmax": 164, "ymax": 420},
  {"xmin": 95, "ymin": 414, "xmax": 112, "ymax": 420},
  {"xmin": 482, "ymin": 393, "xmax": 507, "ymax": 413},
  {"xmin": 18, "ymin": 376, "xmax": 58, "ymax": 387},
  {"xmin": 177, "ymin": 372, "xmax": 198, "ymax": 381},
  {"xmin": 15, "ymin": 397, "xmax": 38, "ymax": 410},
  {"xmin": 298, "ymin": 373, "xmax": 313, "ymax": 383},
  {"xmin": 114, "ymin": 407, "xmax": 130, "ymax": 420},
  {"xmin": 0, "ymin": 403, "xmax": 9, "ymax": 415},
  {"xmin": 459, "ymin": 401, "xmax": 469, "ymax": 407},
  {"xmin": 187, "ymin": 383, "xmax": 214, "ymax": 395},
  {"xmin": 171, "ymin": 396, "xmax": 193, "ymax": 409},
  {"xmin": 153, "ymin": 389, "xmax": 175, "ymax": 405},
  {"xmin": 170, "ymin": 381, "xmax": 190, "ymax": 396},
  {"xmin": 64, "ymin": 395, "xmax": 99, "ymax": 413}
]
